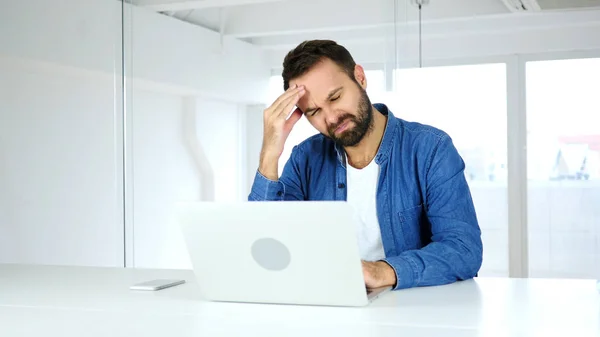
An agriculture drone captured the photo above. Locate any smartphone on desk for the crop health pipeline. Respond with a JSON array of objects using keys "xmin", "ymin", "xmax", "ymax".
[{"xmin": 130, "ymin": 279, "xmax": 185, "ymax": 291}]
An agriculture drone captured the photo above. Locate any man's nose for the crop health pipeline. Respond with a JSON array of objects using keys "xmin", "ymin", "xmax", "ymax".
[{"xmin": 324, "ymin": 108, "xmax": 342, "ymax": 125}]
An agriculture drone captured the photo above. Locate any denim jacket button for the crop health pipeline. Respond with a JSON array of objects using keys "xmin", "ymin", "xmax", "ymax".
[
  {"xmin": 276, "ymin": 191, "xmax": 283, "ymax": 197},
  {"xmin": 338, "ymin": 183, "xmax": 345, "ymax": 188}
]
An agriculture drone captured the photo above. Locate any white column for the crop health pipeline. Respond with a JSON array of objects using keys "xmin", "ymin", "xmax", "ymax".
[
  {"xmin": 507, "ymin": 56, "xmax": 529, "ymax": 278},
  {"xmin": 183, "ymin": 97, "xmax": 215, "ymax": 201}
]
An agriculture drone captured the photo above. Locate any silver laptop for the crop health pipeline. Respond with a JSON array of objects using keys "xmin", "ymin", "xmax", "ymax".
[{"xmin": 177, "ymin": 201, "xmax": 391, "ymax": 307}]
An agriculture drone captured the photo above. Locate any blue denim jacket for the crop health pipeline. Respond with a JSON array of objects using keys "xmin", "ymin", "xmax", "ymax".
[{"xmin": 248, "ymin": 103, "xmax": 483, "ymax": 290}]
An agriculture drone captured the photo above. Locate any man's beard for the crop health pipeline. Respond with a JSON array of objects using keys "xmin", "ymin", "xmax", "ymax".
[{"xmin": 326, "ymin": 88, "xmax": 373, "ymax": 147}]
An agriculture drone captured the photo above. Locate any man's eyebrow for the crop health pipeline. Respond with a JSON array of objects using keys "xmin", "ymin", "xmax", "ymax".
[
  {"xmin": 304, "ymin": 106, "xmax": 317, "ymax": 115},
  {"xmin": 326, "ymin": 86, "xmax": 343, "ymax": 100}
]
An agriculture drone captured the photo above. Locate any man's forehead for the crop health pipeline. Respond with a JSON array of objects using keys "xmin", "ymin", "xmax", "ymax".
[
  {"xmin": 291, "ymin": 75, "xmax": 336, "ymax": 92},
  {"xmin": 292, "ymin": 74, "xmax": 343, "ymax": 101},
  {"xmin": 295, "ymin": 90, "xmax": 312, "ymax": 112}
]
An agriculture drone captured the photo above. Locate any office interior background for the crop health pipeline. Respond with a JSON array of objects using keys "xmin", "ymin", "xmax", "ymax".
[{"xmin": 0, "ymin": 0, "xmax": 599, "ymax": 280}]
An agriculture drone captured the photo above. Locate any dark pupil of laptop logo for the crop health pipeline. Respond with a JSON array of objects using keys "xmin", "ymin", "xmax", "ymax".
[{"xmin": 251, "ymin": 238, "xmax": 291, "ymax": 271}]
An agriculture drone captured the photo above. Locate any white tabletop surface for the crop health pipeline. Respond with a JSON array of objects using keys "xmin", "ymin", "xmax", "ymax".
[{"xmin": 1, "ymin": 264, "xmax": 599, "ymax": 337}]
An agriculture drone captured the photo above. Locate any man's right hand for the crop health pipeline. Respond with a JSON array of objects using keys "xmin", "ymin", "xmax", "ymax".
[{"xmin": 259, "ymin": 84, "xmax": 306, "ymax": 181}]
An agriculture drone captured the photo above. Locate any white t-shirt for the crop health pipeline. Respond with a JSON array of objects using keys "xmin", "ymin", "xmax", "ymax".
[{"xmin": 345, "ymin": 156, "xmax": 386, "ymax": 262}]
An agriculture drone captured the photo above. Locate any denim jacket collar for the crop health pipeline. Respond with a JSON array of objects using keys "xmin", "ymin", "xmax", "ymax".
[{"xmin": 334, "ymin": 103, "xmax": 398, "ymax": 167}]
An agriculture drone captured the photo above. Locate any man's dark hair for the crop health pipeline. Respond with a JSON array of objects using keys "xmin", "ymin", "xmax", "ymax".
[{"xmin": 281, "ymin": 40, "xmax": 357, "ymax": 91}]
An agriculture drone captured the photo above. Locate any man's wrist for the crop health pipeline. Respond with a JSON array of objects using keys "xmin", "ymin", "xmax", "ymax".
[
  {"xmin": 378, "ymin": 261, "xmax": 397, "ymax": 287},
  {"xmin": 258, "ymin": 152, "xmax": 280, "ymax": 181}
]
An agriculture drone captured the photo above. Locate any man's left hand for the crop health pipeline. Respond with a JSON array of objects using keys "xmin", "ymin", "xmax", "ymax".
[{"xmin": 362, "ymin": 261, "xmax": 397, "ymax": 289}]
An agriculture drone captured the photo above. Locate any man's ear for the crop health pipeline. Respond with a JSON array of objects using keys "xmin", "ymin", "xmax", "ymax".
[{"xmin": 354, "ymin": 64, "xmax": 367, "ymax": 89}]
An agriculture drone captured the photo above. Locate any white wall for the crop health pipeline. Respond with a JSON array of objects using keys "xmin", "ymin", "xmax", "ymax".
[
  {"xmin": 0, "ymin": 0, "xmax": 122, "ymax": 82},
  {"xmin": 130, "ymin": 94, "xmax": 244, "ymax": 269},
  {"xmin": 0, "ymin": 57, "xmax": 124, "ymax": 267},
  {"xmin": 126, "ymin": 4, "xmax": 270, "ymax": 103},
  {"xmin": 0, "ymin": 0, "xmax": 270, "ymax": 103},
  {"xmin": 130, "ymin": 90, "xmax": 195, "ymax": 269}
]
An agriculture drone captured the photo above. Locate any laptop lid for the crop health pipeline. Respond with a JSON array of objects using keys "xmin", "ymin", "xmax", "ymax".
[{"xmin": 177, "ymin": 201, "xmax": 371, "ymax": 306}]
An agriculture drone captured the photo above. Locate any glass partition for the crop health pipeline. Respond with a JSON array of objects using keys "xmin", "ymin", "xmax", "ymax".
[
  {"xmin": 125, "ymin": 0, "xmax": 397, "ymax": 268},
  {"xmin": 0, "ymin": 0, "xmax": 125, "ymax": 267}
]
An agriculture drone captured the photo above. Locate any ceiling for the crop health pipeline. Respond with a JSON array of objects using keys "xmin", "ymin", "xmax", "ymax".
[
  {"xmin": 131, "ymin": 0, "xmax": 600, "ymax": 63},
  {"xmin": 135, "ymin": 0, "xmax": 511, "ymax": 37}
]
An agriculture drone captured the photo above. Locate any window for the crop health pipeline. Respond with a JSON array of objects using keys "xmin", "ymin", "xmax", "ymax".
[
  {"xmin": 386, "ymin": 63, "xmax": 509, "ymax": 276},
  {"xmin": 526, "ymin": 57, "xmax": 600, "ymax": 279}
]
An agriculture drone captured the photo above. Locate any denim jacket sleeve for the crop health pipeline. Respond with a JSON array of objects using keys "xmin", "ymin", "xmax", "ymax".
[
  {"xmin": 248, "ymin": 146, "xmax": 305, "ymax": 201},
  {"xmin": 383, "ymin": 135, "xmax": 483, "ymax": 290}
]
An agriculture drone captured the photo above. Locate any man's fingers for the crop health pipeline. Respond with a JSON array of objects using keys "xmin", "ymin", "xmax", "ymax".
[
  {"xmin": 274, "ymin": 87, "xmax": 304, "ymax": 118},
  {"xmin": 271, "ymin": 84, "xmax": 298, "ymax": 107},
  {"xmin": 272, "ymin": 92, "xmax": 300, "ymax": 118},
  {"xmin": 283, "ymin": 108, "xmax": 303, "ymax": 132},
  {"xmin": 268, "ymin": 85, "xmax": 304, "ymax": 116},
  {"xmin": 278, "ymin": 90, "xmax": 305, "ymax": 119}
]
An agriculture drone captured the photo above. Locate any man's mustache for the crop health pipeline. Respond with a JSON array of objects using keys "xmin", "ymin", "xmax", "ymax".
[{"xmin": 328, "ymin": 114, "xmax": 355, "ymax": 133}]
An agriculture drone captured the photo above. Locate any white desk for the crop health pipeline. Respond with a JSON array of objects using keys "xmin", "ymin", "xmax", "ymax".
[{"xmin": 1, "ymin": 264, "xmax": 598, "ymax": 337}]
